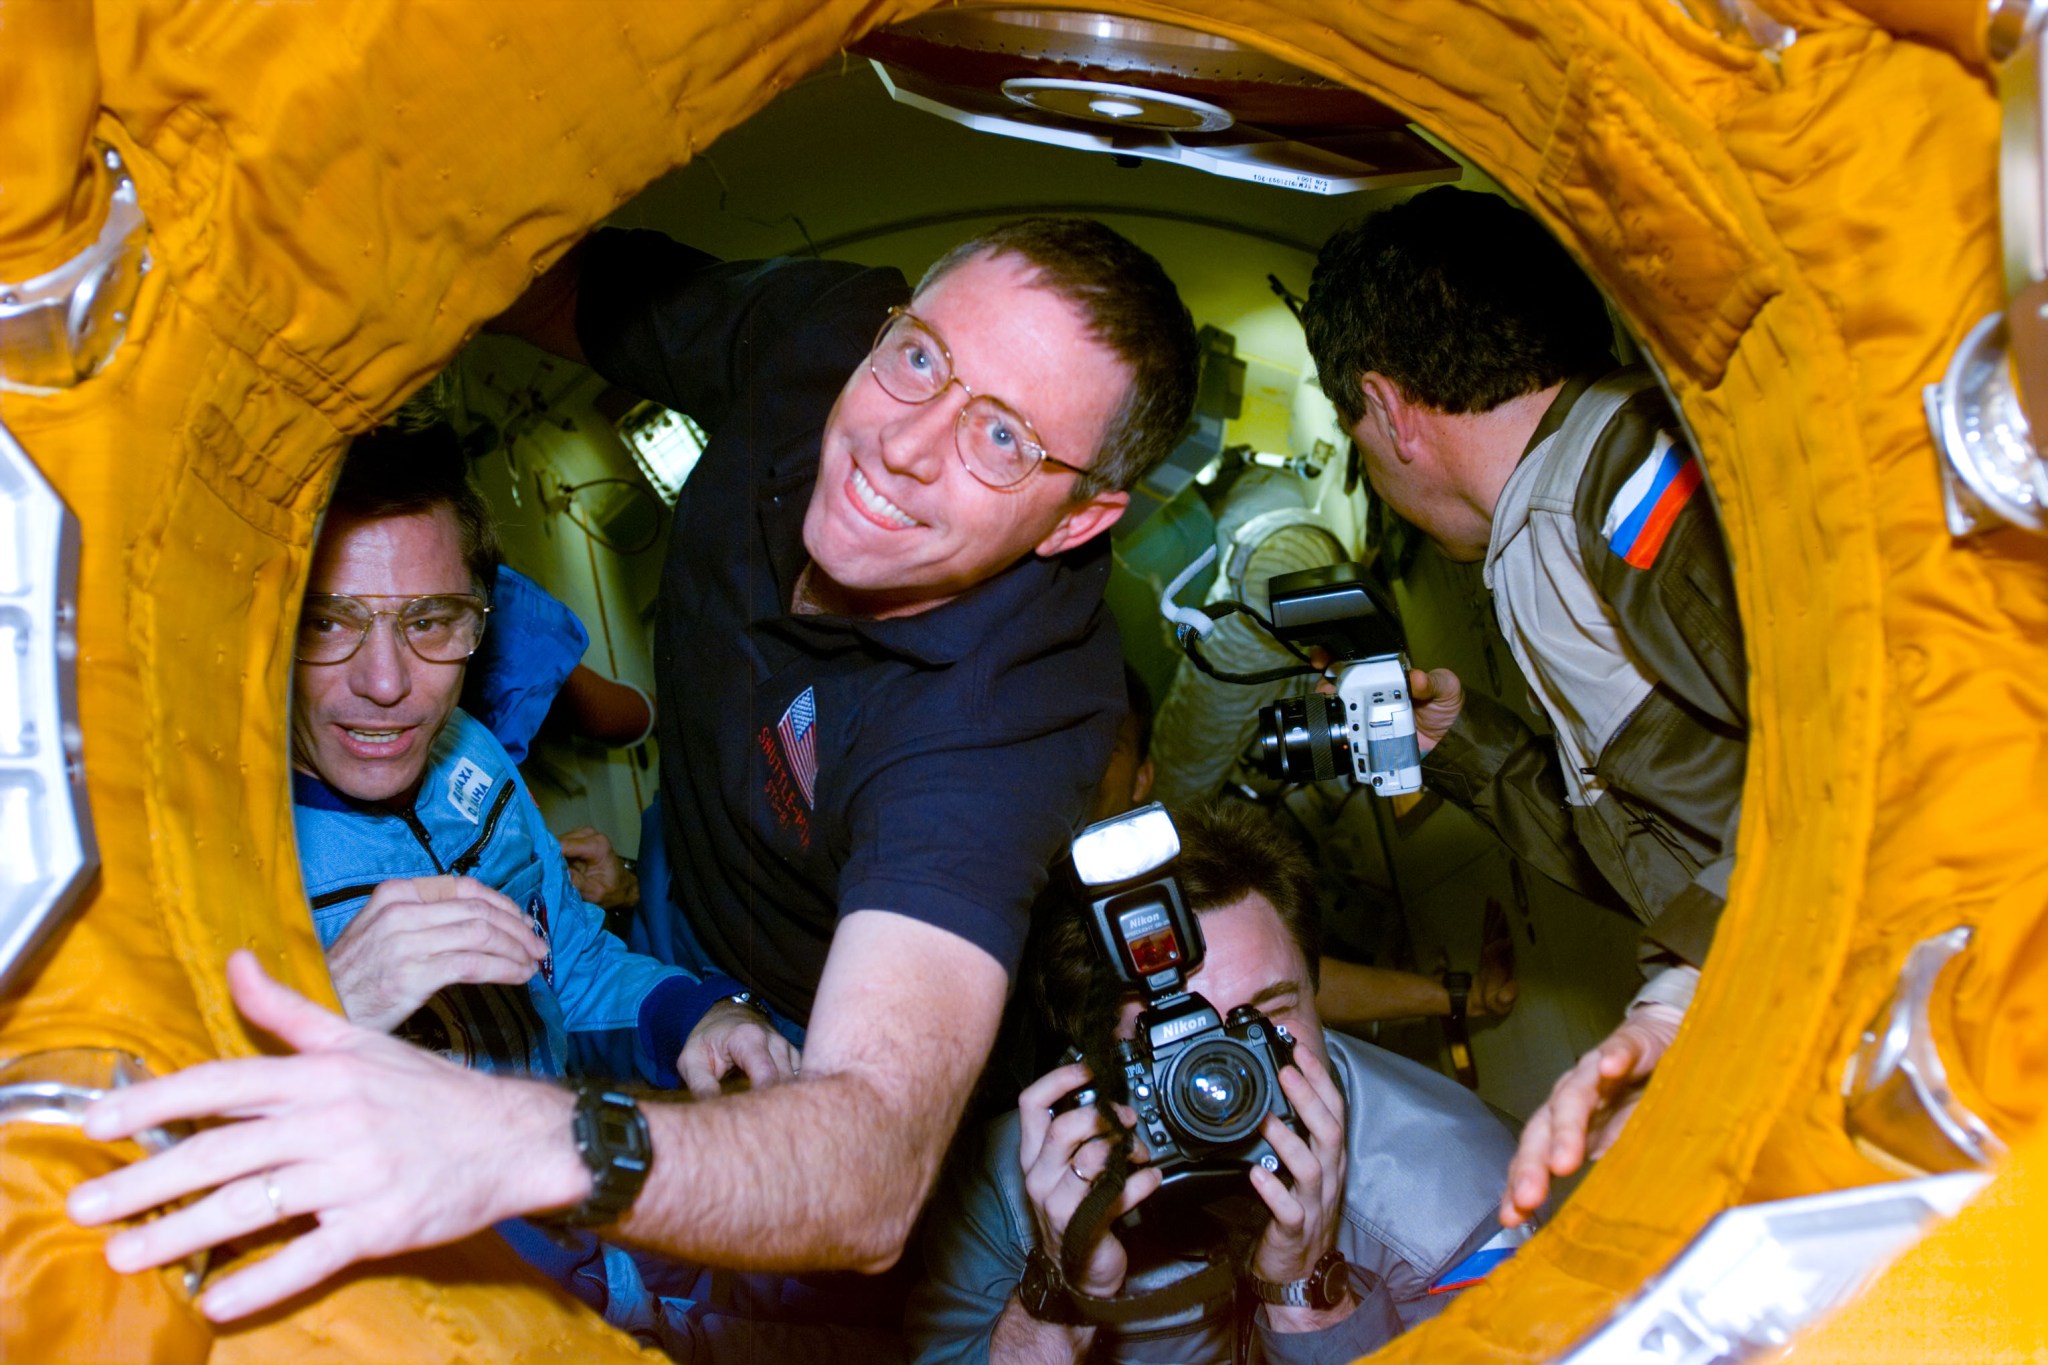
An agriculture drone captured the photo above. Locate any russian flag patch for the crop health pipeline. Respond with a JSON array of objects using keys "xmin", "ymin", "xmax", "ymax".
[
  {"xmin": 1601, "ymin": 434, "xmax": 1703, "ymax": 570},
  {"xmin": 1428, "ymin": 1225, "xmax": 1530, "ymax": 1294}
]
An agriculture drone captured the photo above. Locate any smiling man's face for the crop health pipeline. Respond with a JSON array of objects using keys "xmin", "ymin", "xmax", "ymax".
[
  {"xmin": 290, "ymin": 506, "xmax": 473, "ymax": 805},
  {"xmin": 800, "ymin": 250, "xmax": 1133, "ymax": 619}
]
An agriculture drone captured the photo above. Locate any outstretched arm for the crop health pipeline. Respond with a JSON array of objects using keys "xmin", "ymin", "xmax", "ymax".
[
  {"xmin": 487, "ymin": 240, "xmax": 587, "ymax": 363},
  {"xmin": 71, "ymin": 911, "xmax": 1007, "ymax": 1318}
]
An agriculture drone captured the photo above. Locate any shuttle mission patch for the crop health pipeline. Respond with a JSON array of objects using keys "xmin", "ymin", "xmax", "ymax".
[
  {"xmin": 775, "ymin": 687, "xmax": 819, "ymax": 809},
  {"xmin": 446, "ymin": 758, "xmax": 492, "ymax": 824},
  {"xmin": 1602, "ymin": 432, "xmax": 1702, "ymax": 569},
  {"xmin": 758, "ymin": 687, "xmax": 819, "ymax": 850}
]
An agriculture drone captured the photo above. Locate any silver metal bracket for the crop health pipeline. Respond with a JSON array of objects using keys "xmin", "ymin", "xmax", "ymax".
[
  {"xmin": 1923, "ymin": 312, "xmax": 2048, "ymax": 535},
  {"xmin": 0, "ymin": 1048, "xmax": 203, "ymax": 1295},
  {"xmin": 0, "ymin": 145, "xmax": 152, "ymax": 395},
  {"xmin": 1843, "ymin": 925, "xmax": 2008, "ymax": 1175},
  {"xmin": 0, "ymin": 417, "xmax": 97, "ymax": 997}
]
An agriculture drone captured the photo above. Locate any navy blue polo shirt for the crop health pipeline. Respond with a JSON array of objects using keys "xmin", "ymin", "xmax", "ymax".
[{"xmin": 578, "ymin": 229, "xmax": 1124, "ymax": 1024}]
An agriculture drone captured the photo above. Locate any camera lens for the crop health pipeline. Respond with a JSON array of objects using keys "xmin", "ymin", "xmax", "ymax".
[
  {"xmin": 1253, "ymin": 694, "xmax": 1349, "ymax": 783},
  {"xmin": 1164, "ymin": 1037, "xmax": 1271, "ymax": 1147}
]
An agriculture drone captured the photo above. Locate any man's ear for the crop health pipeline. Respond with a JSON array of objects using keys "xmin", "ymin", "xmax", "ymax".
[
  {"xmin": 1130, "ymin": 757, "xmax": 1155, "ymax": 807},
  {"xmin": 1035, "ymin": 488, "xmax": 1128, "ymax": 557},
  {"xmin": 1358, "ymin": 372, "xmax": 1420, "ymax": 464}
]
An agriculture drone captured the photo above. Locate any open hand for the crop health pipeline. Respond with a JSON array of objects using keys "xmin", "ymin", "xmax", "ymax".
[
  {"xmin": 325, "ymin": 876, "xmax": 545, "ymax": 1032},
  {"xmin": 1249, "ymin": 1048, "xmax": 1355, "ymax": 1330},
  {"xmin": 1500, "ymin": 1003, "xmax": 1682, "ymax": 1227},
  {"xmin": 67, "ymin": 951, "xmax": 584, "ymax": 1321}
]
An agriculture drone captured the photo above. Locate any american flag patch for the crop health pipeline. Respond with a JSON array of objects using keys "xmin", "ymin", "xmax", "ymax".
[
  {"xmin": 776, "ymin": 687, "xmax": 819, "ymax": 809},
  {"xmin": 1601, "ymin": 433, "xmax": 1703, "ymax": 570}
]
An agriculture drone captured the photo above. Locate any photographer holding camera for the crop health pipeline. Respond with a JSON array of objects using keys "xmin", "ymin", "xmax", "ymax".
[
  {"xmin": 908, "ymin": 803, "xmax": 1517, "ymax": 1365},
  {"xmin": 1301, "ymin": 187, "xmax": 1747, "ymax": 1229}
]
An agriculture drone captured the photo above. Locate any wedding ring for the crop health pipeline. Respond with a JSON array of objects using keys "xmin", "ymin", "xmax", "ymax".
[
  {"xmin": 261, "ymin": 1168, "xmax": 286, "ymax": 1224},
  {"xmin": 1070, "ymin": 1161, "xmax": 1089, "ymax": 1183}
]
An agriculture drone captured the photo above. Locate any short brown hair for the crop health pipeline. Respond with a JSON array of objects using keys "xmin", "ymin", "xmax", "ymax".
[
  {"xmin": 919, "ymin": 218, "xmax": 1198, "ymax": 498},
  {"xmin": 327, "ymin": 424, "xmax": 500, "ymax": 601},
  {"xmin": 1032, "ymin": 802, "xmax": 1322, "ymax": 1051}
]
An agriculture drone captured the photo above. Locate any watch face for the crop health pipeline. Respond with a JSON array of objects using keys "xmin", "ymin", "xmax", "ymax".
[
  {"xmin": 597, "ymin": 1109, "xmax": 641, "ymax": 1151},
  {"xmin": 1020, "ymin": 1253, "xmax": 1072, "ymax": 1323},
  {"xmin": 1311, "ymin": 1253, "xmax": 1348, "ymax": 1309}
]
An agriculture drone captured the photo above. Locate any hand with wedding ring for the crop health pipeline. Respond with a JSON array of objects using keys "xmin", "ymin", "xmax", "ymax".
[
  {"xmin": 66, "ymin": 951, "xmax": 589, "ymax": 1321},
  {"xmin": 1014, "ymin": 1060, "xmax": 1160, "ymax": 1301}
]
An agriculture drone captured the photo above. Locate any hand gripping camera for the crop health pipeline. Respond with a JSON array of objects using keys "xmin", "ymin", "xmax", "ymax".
[
  {"xmin": 1059, "ymin": 804, "xmax": 1302, "ymax": 1193},
  {"xmin": 1250, "ymin": 563, "xmax": 1423, "ymax": 796}
]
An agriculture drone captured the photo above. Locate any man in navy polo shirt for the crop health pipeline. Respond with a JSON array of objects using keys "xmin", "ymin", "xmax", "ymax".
[{"xmin": 71, "ymin": 219, "xmax": 1201, "ymax": 1322}]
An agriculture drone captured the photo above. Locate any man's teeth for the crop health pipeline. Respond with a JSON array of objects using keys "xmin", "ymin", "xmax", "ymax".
[
  {"xmin": 345, "ymin": 729, "xmax": 401, "ymax": 743},
  {"xmin": 852, "ymin": 467, "xmax": 918, "ymax": 528}
]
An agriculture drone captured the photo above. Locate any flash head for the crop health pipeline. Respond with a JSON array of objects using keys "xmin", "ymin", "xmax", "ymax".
[
  {"xmin": 1071, "ymin": 802, "xmax": 1180, "ymax": 888},
  {"xmin": 1265, "ymin": 562, "xmax": 1405, "ymax": 662},
  {"xmin": 1067, "ymin": 802, "xmax": 1203, "ymax": 997}
]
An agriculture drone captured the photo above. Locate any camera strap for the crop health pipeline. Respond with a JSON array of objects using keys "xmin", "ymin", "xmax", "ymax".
[{"xmin": 1057, "ymin": 1043, "xmax": 1247, "ymax": 1327}]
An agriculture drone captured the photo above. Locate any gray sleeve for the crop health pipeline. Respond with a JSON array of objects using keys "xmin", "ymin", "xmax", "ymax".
[
  {"xmin": 1250, "ymin": 1290, "xmax": 1404, "ymax": 1365},
  {"xmin": 905, "ymin": 1129, "xmax": 1029, "ymax": 1365}
]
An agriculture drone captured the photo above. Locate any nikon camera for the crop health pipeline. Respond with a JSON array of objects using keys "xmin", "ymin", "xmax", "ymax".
[
  {"xmin": 1057, "ymin": 803, "xmax": 1301, "ymax": 1190},
  {"xmin": 1251, "ymin": 563, "xmax": 1423, "ymax": 796}
]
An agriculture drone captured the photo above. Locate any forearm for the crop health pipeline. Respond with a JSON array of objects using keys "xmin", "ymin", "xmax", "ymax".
[
  {"xmin": 1314, "ymin": 959, "xmax": 1450, "ymax": 1026},
  {"xmin": 1253, "ymin": 1297, "xmax": 1390, "ymax": 1365},
  {"xmin": 990, "ymin": 1297, "xmax": 1093, "ymax": 1365},
  {"xmin": 613, "ymin": 1067, "xmax": 959, "ymax": 1272}
]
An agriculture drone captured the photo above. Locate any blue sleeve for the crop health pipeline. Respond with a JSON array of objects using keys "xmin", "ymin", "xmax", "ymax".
[
  {"xmin": 512, "ymin": 775, "xmax": 694, "ymax": 1085},
  {"xmin": 461, "ymin": 564, "xmax": 589, "ymax": 764}
]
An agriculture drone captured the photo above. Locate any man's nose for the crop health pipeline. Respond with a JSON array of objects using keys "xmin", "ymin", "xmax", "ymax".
[
  {"xmin": 348, "ymin": 617, "xmax": 413, "ymax": 706},
  {"xmin": 876, "ymin": 385, "xmax": 963, "ymax": 484}
]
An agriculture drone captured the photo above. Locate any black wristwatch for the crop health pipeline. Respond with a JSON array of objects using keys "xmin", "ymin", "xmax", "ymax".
[
  {"xmin": 547, "ymin": 1083, "xmax": 653, "ymax": 1228},
  {"xmin": 1019, "ymin": 1246, "xmax": 1084, "ymax": 1325},
  {"xmin": 1249, "ymin": 1250, "xmax": 1353, "ymax": 1310},
  {"xmin": 1444, "ymin": 970, "xmax": 1472, "ymax": 1025}
]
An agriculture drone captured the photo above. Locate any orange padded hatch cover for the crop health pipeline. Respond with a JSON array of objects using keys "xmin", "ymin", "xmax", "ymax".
[{"xmin": 1, "ymin": 2, "xmax": 2042, "ymax": 1360}]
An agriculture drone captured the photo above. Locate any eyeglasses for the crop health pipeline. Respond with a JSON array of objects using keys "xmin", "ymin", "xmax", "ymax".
[
  {"xmin": 867, "ymin": 308, "xmax": 1096, "ymax": 489},
  {"xmin": 295, "ymin": 593, "xmax": 490, "ymax": 665}
]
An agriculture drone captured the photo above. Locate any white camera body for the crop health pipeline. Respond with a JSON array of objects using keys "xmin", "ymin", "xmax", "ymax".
[{"xmin": 1332, "ymin": 653, "xmax": 1423, "ymax": 796}]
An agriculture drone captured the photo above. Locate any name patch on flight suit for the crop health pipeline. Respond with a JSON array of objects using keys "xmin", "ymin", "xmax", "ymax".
[{"xmin": 446, "ymin": 758, "xmax": 493, "ymax": 824}]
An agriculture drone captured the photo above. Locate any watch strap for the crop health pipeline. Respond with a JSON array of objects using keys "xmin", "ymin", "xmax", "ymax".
[
  {"xmin": 1019, "ymin": 1246, "xmax": 1084, "ymax": 1325},
  {"xmin": 1441, "ymin": 969, "xmax": 1478, "ymax": 1089},
  {"xmin": 1249, "ymin": 1250, "xmax": 1353, "ymax": 1310},
  {"xmin": 547, "ymin": 1083, "xmax": 652, "ymax": 1228}
]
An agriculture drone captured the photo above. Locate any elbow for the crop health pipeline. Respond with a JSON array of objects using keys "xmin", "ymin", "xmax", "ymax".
[{"xmin": 833, "ymin": 1199, "xmax": 920, "ymax": 1274}]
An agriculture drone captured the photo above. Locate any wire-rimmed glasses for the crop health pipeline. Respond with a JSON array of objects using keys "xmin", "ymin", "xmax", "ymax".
[
  {"xmin": 295, "ymin": 593, "xmax": 489, "ymax": 665},
  {"xmin": 867, "ymin": 307, "xmax": 1096, "ymax": 489}
]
